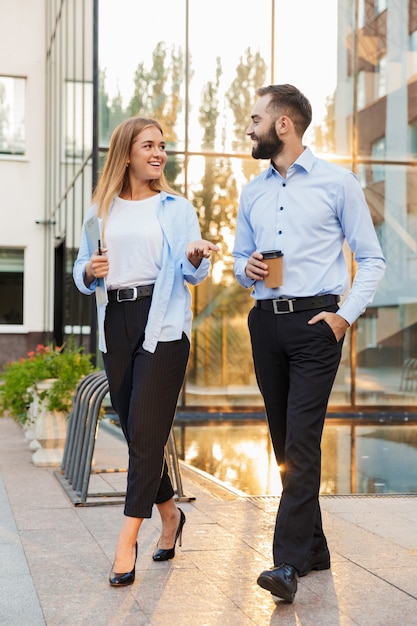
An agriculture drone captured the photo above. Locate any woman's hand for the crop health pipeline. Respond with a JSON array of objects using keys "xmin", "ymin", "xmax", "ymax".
[
  {"xmin": 84, "ymin": 248, "xmax": 109, "ymax": 287},
  {"xmin": 186, "ymin": 240, "xmax": 219, "ymax": 268}
]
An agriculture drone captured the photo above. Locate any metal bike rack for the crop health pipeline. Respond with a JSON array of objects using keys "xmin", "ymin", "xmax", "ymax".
[{"xmin": 54, "ymin": 370, "xmax": 193, "ymax": 506}]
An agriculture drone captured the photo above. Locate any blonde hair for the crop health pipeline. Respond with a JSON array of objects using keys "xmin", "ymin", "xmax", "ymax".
[{"xmin": 92, "ymin": 117, "xmax": 178, "ymax": 227}]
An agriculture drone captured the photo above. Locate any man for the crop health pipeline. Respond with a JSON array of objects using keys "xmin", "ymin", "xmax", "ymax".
[{"xmin": 233, "ymin": 84, "xmax": 385, "ymax": 603}]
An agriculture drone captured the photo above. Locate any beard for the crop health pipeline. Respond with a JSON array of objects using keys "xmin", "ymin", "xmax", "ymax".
[{"xmin": 251, "ymin": 123, "xmax": 283, "ymax": 160}]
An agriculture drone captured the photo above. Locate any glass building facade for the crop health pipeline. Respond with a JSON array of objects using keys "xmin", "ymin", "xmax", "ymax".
[{"xmin": 44, "ymin": 0, "xmax": 417, "ymax": 414}]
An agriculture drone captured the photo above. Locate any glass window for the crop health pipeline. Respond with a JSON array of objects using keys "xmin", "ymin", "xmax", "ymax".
[
  {"xmin": 0, "ymin": 76, "xmax": 26, "ymax": 156},
  {"xmin": 65, "ymin": 249, "xmax": 90, "ymax": 330},
  {"xmin": 357, "ymin": 70, "xmax": 366, "ymax": 109},
  {"xmin": 372, "ymin": 137, "xmax": 386, "ymax": 182},
  {"xmin": 51, "ymin": 0, "xmax": 414, "ymax": 413},
  {"xmin": 98, "ymin": 0, "xmax": 186, "ymax": 149},
  {"xmin": 408, "ymin": 120, "xmax": 417, "ymax": 156},
  {"xmin": 0, "ymin": 249, "xmax": 23, "ymax": 324},
  {"xmin": 375, "ymin": 55, "xmax": 387, "ymax": 100},
  {"xmin": 408, "ymin": 30, "xmax": 417, "ymax": 78},
  {"xmin": 375, "ymin": 0, "xmax": 387, "ymax": 15},
  {"xmin": 357, "ymin": 163, "xmax": 417, "ymax": 406},
  {"xmin": 65, "ymin": 80, "xmax": 93, "ymax": 159},
  {"xmin": 409, "ymin": 30, "xmax": 417, "ymax": 52},
  {"xmin": 358, "ymin": 0, "xmax": 365, "ymax": 28},
  {"xmin": 186, "ymin": 154, "xmax": 263, "ymax": 408}
]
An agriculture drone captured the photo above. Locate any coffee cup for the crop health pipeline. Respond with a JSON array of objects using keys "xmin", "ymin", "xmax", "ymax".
[{"xmin": 261, "ymin": 250, "xmax": 283, "ymax": 288}]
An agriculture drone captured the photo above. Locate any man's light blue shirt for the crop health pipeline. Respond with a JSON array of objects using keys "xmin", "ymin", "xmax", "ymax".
[
  {"xmin": 73, "ymin": 192, "xmax": 210, "ymax": 353},
  {"xmin": 233, "ymin": 147, "xmax": 386, "ymax": 325}
]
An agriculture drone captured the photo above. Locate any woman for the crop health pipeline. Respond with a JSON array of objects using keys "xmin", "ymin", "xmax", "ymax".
[{"xmin": 73, "ymin": 117, "xmax": 218, "ymax": 587}]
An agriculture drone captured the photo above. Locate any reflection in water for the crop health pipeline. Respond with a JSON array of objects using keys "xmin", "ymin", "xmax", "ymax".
[
  {"xmin": 174, "ymin": 420, "xmax": 417, "ymax": 496},
  {"xmin": 175, "ymin": 422, "xmax": 281, "ymax": 496}
]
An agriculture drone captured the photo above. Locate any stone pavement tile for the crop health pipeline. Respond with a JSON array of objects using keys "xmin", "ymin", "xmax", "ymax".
[
  {"xmin": 0, "ymin": 574, "xmax": 45, "ymax": 626},
  {"xmin": 268, "ymin": 610, "xmax": 358, "ymax": 626},
  {"xmin": 130, "ymin": 567, "xmax": 250, "ymax": 619},
  {"xmin": 261, "ymin": 579, "xmax": 356, "ymax": 626},
  {"xmin": 185, "ymin": 548, "xmax": 267, "ymax": 579},
  {"xmin": 21, "ymin": 527, "xmax": 107, "ymax": 565},
  {"xmin": 0, "ymin": 499, "xmax": 17, "ymax": 535},
  {"xmin": 41, "ymin": 592, "xmax": 149, "ymax": 626},
  {"xmin": 339, "ymin": 594, "xmax": 417, "ymax": 626},
  {"xmin": 0, "ymin": 539, "xmax": 32, "ymax": 576},
  {"xmin": 324, "ymin": 497, "xmax": 417, "ymax": 550},
  {"xmin": 311, "ymin": 560, "xmax": 417, "ymax": 625},
  {"xmin": 148, "ymin": 612, "xmax": 256, "ymax": 626},
  {"xmin": 0, "ymin": 475, "xmax": 45, "ymax": 626},
  {"xmin": 3, "ymin": 466, "xmax": 70, "ymax": 511},
  {"xmin": 372, "ymin": 565, "xmax": 417, "ymax": 597},
  {"xmin": 12, "ymin": 506, "xmax": 85, "ymax": 532},
  {"xmin": 0, "ymin": 474, "xmax": 8, "ymax": 501}
]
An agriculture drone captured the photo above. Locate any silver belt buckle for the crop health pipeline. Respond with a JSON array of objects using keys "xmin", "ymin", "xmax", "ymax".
[
  {"xmin": 117, "ymin": 286, "xmax": 137, "ymax": 302},
  {"xmin": 272, "ymin": 298, "xmax": 294, "ymax": 314}
]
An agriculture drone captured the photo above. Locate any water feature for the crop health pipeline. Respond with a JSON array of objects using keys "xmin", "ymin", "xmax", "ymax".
[{"xmin": 173, "ymin": 415, "xmax": 417, "ymax": 496}]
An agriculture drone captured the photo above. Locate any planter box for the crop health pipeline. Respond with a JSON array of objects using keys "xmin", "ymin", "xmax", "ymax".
[{"xmin": 28, "ymin": 379, "xmax": 69, "ymax": 467}]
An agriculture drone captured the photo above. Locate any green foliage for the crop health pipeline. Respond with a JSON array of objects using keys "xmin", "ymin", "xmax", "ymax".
[
  {"xmin": 0, "ymin": 341, "xmax": 96, "ymax": 425},
  {"xmin": 312, "ymin": 91, "xmax": 336, "ymax": 154},
  {"xmin": 225, "ymin": 47, "xmax": 267, "ymax": 183}
]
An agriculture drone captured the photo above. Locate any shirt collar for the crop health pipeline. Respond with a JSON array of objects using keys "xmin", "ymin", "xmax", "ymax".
[
  {"xmin": 266, "ymin": 146, "xmax": 314, "ymax": 178},
  {"xmin": 160, "ymin": 190, "xmax": 177, "ymax": 201}
]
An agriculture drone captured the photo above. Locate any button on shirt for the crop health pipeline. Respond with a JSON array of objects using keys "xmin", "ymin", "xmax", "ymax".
[{"xmin": 233, "ymin": 147, "xmax": 386, "ymax": 325}]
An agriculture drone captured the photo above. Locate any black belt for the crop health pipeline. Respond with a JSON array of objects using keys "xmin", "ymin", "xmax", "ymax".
[
  {"xmin": 255, "ymin": 294, "xmax": 340, "ymax": 314},
  {"xmin": 108, "ymin": 284, "xmax": 154, "ymax": 303}
]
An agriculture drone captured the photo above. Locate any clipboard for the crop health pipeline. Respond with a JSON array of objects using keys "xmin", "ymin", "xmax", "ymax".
[{"xmin": 84, "ymin": 216, "xmax": 108, "ymax": 306}]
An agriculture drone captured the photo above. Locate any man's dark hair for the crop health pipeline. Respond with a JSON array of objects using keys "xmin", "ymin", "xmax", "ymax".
[{"xmin": 256, "ymin": 84, "xmax": 312, "ymax": 136}]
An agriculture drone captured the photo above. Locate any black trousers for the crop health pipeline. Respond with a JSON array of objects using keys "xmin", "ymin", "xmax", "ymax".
[
  {"xmin": 103, "ymin": 296, "xmax": 190, "ymax": 518},
  {"xmin": 248, "ymin": 304, "xmax": 343, "ymax": 572}
]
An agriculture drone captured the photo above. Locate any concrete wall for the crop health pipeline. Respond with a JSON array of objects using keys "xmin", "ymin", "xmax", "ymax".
[{"xmin": 0, "ymin": 1, "xmax": 47, "ymax": 364}]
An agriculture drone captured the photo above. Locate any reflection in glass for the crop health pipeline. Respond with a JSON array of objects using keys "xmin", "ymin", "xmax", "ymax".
[
  {"xmin": 356, "ymin": 163, "xmax": 417, "ymax": 405},
  {"xmin": 98, "ymin": 0, "xmax": 186, "ymax": 148},
  {"xmin": 57, "ymin": 0, "xmax": 417, "ymax": 410},
  {"xmin": 185, "ymin": 155, "xmax": 263, "ymax": 407},
  {"xmin": 65, "ymin": 80, "xmax": 93, "ymax": 159},
  {"xmin": 188, "ymin": 0, "xmax": 270, "ymax": 153},
  {"xmin": 0, "ymin": 76, "xmax": 26, "ymax": 155}
]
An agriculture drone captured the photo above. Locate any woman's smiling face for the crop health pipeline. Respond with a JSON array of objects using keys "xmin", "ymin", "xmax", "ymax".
[{"xmin": 128, "ymin": 125, "xmax": 167, "ymax": 182}]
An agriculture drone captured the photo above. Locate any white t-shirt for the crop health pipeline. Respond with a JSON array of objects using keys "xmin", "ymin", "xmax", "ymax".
[{"xmin": 105, "ymin": 195, "xmax": 163, "ymax": 290}]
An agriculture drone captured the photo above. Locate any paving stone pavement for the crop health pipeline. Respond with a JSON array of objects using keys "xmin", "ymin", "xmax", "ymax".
[{"xmin": 1, "ymin": 415, "xmax": 417, "ymax": 626}]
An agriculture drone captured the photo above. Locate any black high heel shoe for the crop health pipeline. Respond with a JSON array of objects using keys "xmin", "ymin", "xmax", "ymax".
[
  {"xmin": 152, "ymin": 508, "xmax": 186, "ymax": 561},
  {"xmin": 109, "ymin": 542, "xmax": 137, "ymax": 587}
]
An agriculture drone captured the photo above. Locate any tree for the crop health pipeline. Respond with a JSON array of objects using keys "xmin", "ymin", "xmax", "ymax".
[
  {"xmin": 225, "ymin": 48, "xmax": 267, "ymax": 182},
  {"xmin": 98, "ymin": 69, "xmax": 111, "ymax": 145},
  {"xmin": 193, "ymin": 58, "xmax": 238, "ymax": 280},
  {"xmin": 312, "ymin": 92, "xmax": 336, "ymax": 154},
  {"xmin": 128, "ymin": 42, "xmax": 184, "ymax": 188}
]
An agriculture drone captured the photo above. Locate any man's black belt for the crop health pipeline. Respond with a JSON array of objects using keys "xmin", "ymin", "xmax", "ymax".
[
  {"xmin": 255, "ymin": 294, "xmax": 340, "ymax": 314},
  {"xmin": 108, "ymin": 284, "xmax": 154, "ymax": 303}
]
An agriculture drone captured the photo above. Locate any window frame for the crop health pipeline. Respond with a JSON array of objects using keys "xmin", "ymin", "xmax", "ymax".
[{"xmin": 0, "ymin": 75, "xmax": 27, "ymax": 158}]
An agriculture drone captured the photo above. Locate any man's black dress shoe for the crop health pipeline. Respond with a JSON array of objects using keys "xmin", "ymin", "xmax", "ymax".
[
  {"xmin": 152, "ymin": 508, "xmax": 186, "ymax": 562},
  {"xmin": 298, "ymin": 547, "xmax": 330, "ymax": 577},
  {"xmin": 257, "ymin": 563, "xmax": 298, "ymax": 603},
  {"xmin": 109, "ymin": 542, "xmax": 137, "ymax": 587}
]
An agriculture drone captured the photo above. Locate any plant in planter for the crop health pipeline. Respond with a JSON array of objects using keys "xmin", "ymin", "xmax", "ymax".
[
  {"xmin": 0, "ymin": 341, "xmax": 96, "ymax": 466},
  {"xmin": 0, "ymin": 341, "xmax": 96, "ymax": 425}
]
